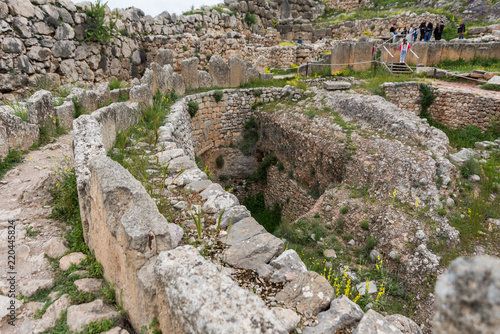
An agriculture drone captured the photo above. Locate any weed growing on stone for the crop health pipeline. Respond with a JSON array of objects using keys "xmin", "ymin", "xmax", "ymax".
[
  {"xmin": 84, "ymin": 0, "xmax": 117, "ymax": 43},
  {"xmin": 212, "ymin": 90, "xmax": 224, "ymax": 102},
  {"xmin": 187, "ymin": 100, "xmax": 199, "ymax": 118},
  {"xmin": 3, "ymin": 99, "xmax": 28, "ymax": 121},
  {"xmin": 0, "ymin": 149, "xmax": 24, "ymax": 179},
  {"xmin": 24, "ymin": 226, "xmax": 41, "ymax": 238}
]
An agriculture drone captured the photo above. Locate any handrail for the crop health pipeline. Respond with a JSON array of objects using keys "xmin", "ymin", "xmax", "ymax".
[
  {"xmin": 409, "ymin": 48, "xmax": 419, "ymax": 66},
  {"xmin": 383, "ymin": 45, "xmax": 394, "ymax": 59}
]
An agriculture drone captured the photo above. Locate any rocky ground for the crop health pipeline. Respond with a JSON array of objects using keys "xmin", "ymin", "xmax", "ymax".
[{"xmin": 0, "ymin": 133, "xmax": 130, "ymax": 333}]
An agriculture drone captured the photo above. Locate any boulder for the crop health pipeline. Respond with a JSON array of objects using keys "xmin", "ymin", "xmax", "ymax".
[
  {"xmin": 52, "ymin": 40, "xmax": 74, "ymax": 58},
  {"xmin": 0, "ymin": 295, "xmax": 22, "ymax": 321},
  {"xmin": 59, "ymin": 252, "xmax": 86, "ymax": 271},
  {"xmin": 198, "ymin": 70, "xmax": 212, "ymax": 88},
  {"xmin": 129, "ymin": 84, "xmax": 153, "ymax": 107},
  {"xmin": 272, "ymin": 307, "xmax": 301, "ymax": 332},
  {"xmin": 181, "ymin": 57, "xmax": 199, "ymax": 90},
  {"xmin": 449, "ymin": 148, "xmax": 476, "ymax": 165},
  {"xmin": 152, "ymin": 246, "xmax": 288, "ymax": 333},
  {"xmin": 6, "ymin": 0, "xmax": 35, "ymax": 18},
  {"xmin": 171, "ymin": 72, "xmax": 185, "ymax": 95},
  {"xmin": 302, "ymin": 296, "xmax": 364, "ymax": 334},
  {"xmin": 209, "ymin": 55, "xmax": 230, "ymax": 87},
  {"xmin": 44, "ymin": 237, "xmax": 69, "ymax": 259},
  {"xmin": 28, "ymin": 46, "xmax": 52, "ymax": 62},
  {"xmin": 26, "ymin": 90, "xmax": 56, "ymax": 132},
  {"xmin": 55, "ymin": 23, "xmax": 75, "ymax": 40},
  {"xmin": 156, "ymin": 49, "xmax": 174, "ymax": 67},
  {"xmin": 33, "ymin": 294, "xmax": 71, "ymax": 333},
  {"xmin": 224, "ymin": 217, "xmax": 284, "ymax": 274},
  {"xmin": 2, "ymin": 38, "xmax": 25, "ymax": 54},
  {"xmin": 487, "ymin": 75, "xmax": 500, "ymax": 86},
  {"xmin": 219, "ymin": 205, "xmax": 251, "ymax": 228},
  {"xmin": 270, "ymin": 249, "xmax": 307, "ymax": 283},
  {"xmin": 386, "ymin": 314, "xmax": 423, "ymax": 334},
  {"xmin": 55, "ymin": 100, "xmax": 75, "ymax": 129},
  {"xmin": 229, "ymin": 57, "xmax": 245, "ymax": 88},
  {"xmin": 74, "ymin": 278, "xmax": 104, "ymax": 294},
  {"xmin": 275, "ymin": 271, "xmax": 335, "ymax": 316},
  {"xmin": 66, "ymin": 299, "xmax": 120, "ymax": 333},
  {"xmin": 433, "ymin": 256, "xmax": 500, "ymax": 334},
  {"xmin": 323, "ymin": 81, "xmax": 352, "ymax": 90},
  {"xmin": 17, "ymin": 55, "xmax": 34, "ymax": 74},
  {"xmin": 353, "ymin": 310, "xmax": 402, "ymax": 334}
]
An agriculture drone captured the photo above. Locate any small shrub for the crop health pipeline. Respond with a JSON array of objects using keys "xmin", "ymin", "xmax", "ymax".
[
  {"xmin": 109, "ymin": 78, "xmax": 122, "ymax": 90},
  {"xmin": 244, "ymin": 116, "xmax": 256, "ymax": 130},
  {"xmin": 314, "ymin": 212, "xmax": 320, "ymax": 219},
  {"xmin": 438, "ymin": 207, "xmax": 447, "ymax": 216},
  {"xmin": 419, "ymin": 83, "xmax": 436, "ymax": 119},
  {"xmin": 218, "ymin": 174, "xmax": 229, "ymax": 182},
  {"xmin": 340, "ymin": 205, "xmax": 349, "ymax": 214},
  {"xmin": 360, "ymin": 220, "xmax": 369, "ymax": 230},
  {"xmin": 84, "ymin": 0, "xmax": 117, "ymax": 43},
  {"xmin": 253, "ymin": 89, "xmax": 263, "ymax": 98},
  {"xmin": 460, "ymin": 157, "xmax": 481, "ymax": 179},
  {"xmin": 244, "ymin": 12, "xmax": 257, "ymax": 26},
  {"xmin": 216, "ymin": 155, "xmax": 224, "ymax": 168},
  {"xmin": 213, "ymin": 90, "xmax": 224, "ymax": 102},
  {"xmin": 187, "ymin": 100, "xmax": 199, "ymax": 118},
  {"xmin": 277, "ymin": 161, "xmax": 285, "ymax": 171},
  {"xmin": 336, "ymin": 217, "xmax": 345, "ymax": 233}
]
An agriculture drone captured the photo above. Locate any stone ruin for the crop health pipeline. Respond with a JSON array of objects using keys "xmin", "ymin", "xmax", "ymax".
[{"xmin": 1, "ymin": 0, "xmax": 500, "ymax": 333}]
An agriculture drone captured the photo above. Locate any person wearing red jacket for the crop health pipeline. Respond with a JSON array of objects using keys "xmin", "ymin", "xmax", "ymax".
[{"xmin": 399, "ymin": 38, "xmax": 411, "ymax": 63}]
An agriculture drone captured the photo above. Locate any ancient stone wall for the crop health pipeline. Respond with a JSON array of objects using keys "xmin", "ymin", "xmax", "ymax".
[
  {"xmin": 72, "ymin": 78, "xmax": 288, "ymax": 332},
  {"xmin": 383, "ymin": 82, "xmax": 500, "ymax": 131},
  {"xmin": 188, "ymin": 87, "xmax": 304, "ymax": 155},
  {"xmin": 383, "ymin": 41, "xmax": 500, "ymax": 66},
  {"xmin": 325, "ymin": 0, "xmax": 373, "ymax": 12}
]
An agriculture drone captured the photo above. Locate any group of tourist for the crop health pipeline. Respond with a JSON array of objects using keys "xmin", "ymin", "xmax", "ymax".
[
  {"xmin": 390, "ymin": 21, "xmax": 448, "ymax": 42},
  {"xmin": 392, "ymin": 20, "xmax": 466, "ymax": 63}
]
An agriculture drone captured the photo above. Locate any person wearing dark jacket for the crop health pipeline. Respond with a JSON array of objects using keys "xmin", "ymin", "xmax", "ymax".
[
  {"xmin": 435, "ymin": 21, "xmax": 445, "ymax": 40},
  {"xmin": 425, "ymin": 22, "xmax": 433, "ymax": 41},
  {"xmin": 458, "ymin": 21, "xmax": 466, "ymax": 39},
  {"xmin": 419, "ymin": 21, "xmax": 427, "ymax": 41}
]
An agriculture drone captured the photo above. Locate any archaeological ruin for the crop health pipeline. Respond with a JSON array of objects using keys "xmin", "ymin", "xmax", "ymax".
[{"xmin": 1, "ymin": 0, "xmax": 499, "ymax": 333}]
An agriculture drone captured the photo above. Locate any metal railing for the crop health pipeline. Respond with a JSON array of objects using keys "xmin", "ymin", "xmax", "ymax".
[
  {"xmin": 382, "ymin": 45, "xmax": 394, "ymax": 71},
  {"xmin": 409, "ymin": 48, "xmax": 420, "ymax": 67}
]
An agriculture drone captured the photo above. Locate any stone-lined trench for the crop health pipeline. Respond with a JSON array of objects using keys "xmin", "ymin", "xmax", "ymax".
[{"xmin": 189, "ymin": 89, "xmax": 348, "ymax": 224}]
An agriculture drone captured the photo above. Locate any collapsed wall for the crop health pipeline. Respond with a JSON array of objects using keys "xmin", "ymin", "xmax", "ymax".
[{"xmin": 383, "ymin": 81, "xmax": 500, "ymax": 131}]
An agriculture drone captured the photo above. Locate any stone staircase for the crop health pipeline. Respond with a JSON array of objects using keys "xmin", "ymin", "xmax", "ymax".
[{"xmin": 382, "ymin": 62, "xmax": 414, "ymax": 75}]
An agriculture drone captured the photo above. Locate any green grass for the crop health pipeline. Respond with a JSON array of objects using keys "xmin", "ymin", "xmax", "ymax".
[
  {"xmin": 481, "ymin": 84, "xmax": 500, "ymax": 91},
  {"xmin": 109, "ymin": 78, "xmax": 122, "ymax": 90},
  {"xmin": 243, "ymin": 193, "xmax": 282, "ymax": 233},
  {"xmin": 427, "ymin": 122, "xmax": 500, "ymax": 149},
  {"xmin": 436, "ymin": 57, "xmax": 500, "ymax": 74},
  {"xmin": 3, "ymin": 99, "xmax": 28, "ymax": 121},
  {"xmin": 0, "ymin": 149, "xmax": 25, "ymax": 179}
]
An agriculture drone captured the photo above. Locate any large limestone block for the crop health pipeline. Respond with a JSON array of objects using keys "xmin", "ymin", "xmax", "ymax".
[
  {"xmin": 26, "ymin": 90, "xmax": 56, "ymax": 132},
  {"xmin": 229, "ymin": 57, "xmax": 245, "ymax": 88},
  {"xmin": 33, "ymin": 294, "xmax": 71, "ymax": 333},
  {"xmin": 386, "ymin": 314, "xmax": 422, "ymax": 334},
  {"xmin": 181, "ymin": 57, "xmax": 199, "ymax": 90},
  {"xmin": 433, "ymin": 256, "xmax": 500, "ymax": 334},
  {"xmin": 270, "ymin": 249, "xmax": 307, "ymax": 283},
  {"xmin": 331, "ymin": 42, "xmax": 353, "ymax": 74},
  {"xmin": 171, "ymin": 72, "xmax": 185, "ymax": 95},
  {"xmin": 209, "ymin": 55, "xmax": 230, "ymax": 87},
  {"xmin": 153, "ymin": 246, "xmax": 288, "ymax": 333},
  {"xmin": 198, "ymin": 70, "xmax": 212, "ymax": 88},
  {"xmin": 302, "ymin": 296, "xmax": 364, "ymax": 334},
  {"xmin": 6, "ymin": 0, "xmax": 35, "ymax": 18},
  {"xmin": 130, "ymin": 84, "xmax": 153, "ymax": 107},
  {"xmin": 67, "ymin": 299, "xmax": 120, "ymax": 333},
  {"xmin": 275, "ymin": 271, "xmax": 335, "ymax": 316},
  {"xmin": 353, "ymin": 310, "xmax": 402, "ymax": 334},
  {"xmin": 2, "ymin": 37, "xmax": 25, "ymax": 54},
  {"xmin": 156, "ymin": 49, "xmax": 173, "ymax": 67},
  {"xmin": 0, "ymin": 111, "xmax": 39, "ymax": 157}
]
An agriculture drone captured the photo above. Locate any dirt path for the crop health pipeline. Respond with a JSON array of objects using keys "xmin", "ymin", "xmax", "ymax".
[
  {"xmin": 432, "ymin": 80, "xmax": 500, "ymax": 99},
  {"xmin": 0, "ymin": 132, "xmax": 73, "ymax": 333}
]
